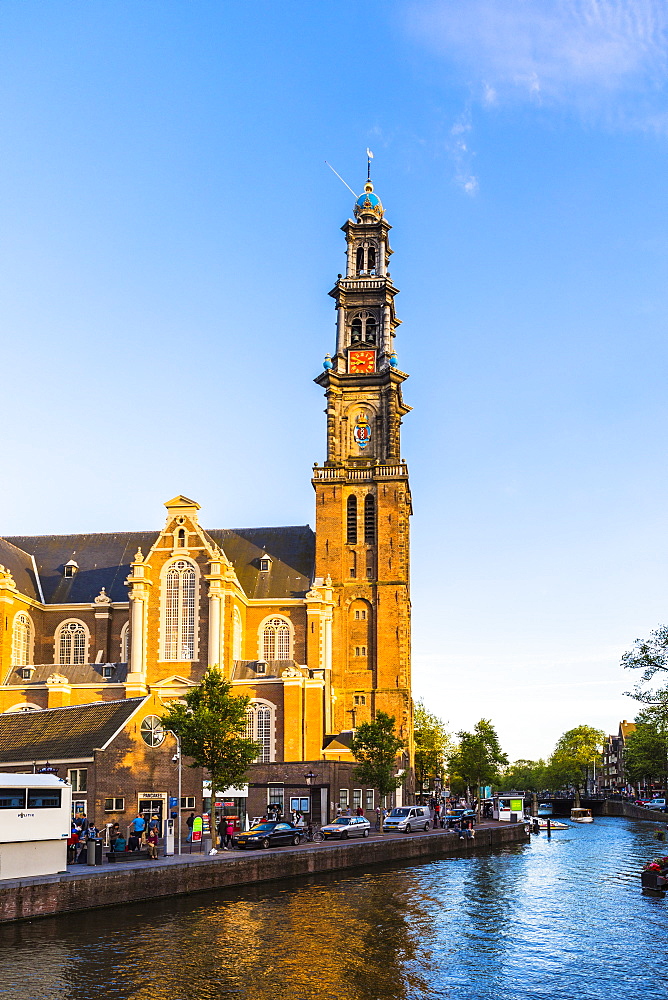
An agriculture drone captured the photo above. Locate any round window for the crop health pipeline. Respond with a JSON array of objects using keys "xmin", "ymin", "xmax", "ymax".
[{"xmin": 140, "ymin": 715, "xmax": 165, "ymax": 747}]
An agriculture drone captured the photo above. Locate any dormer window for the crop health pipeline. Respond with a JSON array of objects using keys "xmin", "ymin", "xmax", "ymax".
[
  {"xmin": 103, "ymin": 665, "xmax": 113, "ymax": 679},
  {"xmin": 63, "ymin": 560, "xmax": 78, "ymax": 578},
  {"xmin": 259, "ymin": 556, "xmax": 271, "ymax": 572},
  {"xmin": 257, "ymin": 661, "xmax": 267, "ymax": 675},
  {"xmin": 21, "ymin": 667, "xmax": 34, "ymax": 681}
]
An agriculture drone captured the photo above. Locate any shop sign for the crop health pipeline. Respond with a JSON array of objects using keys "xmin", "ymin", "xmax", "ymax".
[{"xmin": 192, "ymin": 816, "xmax": 203, "ymax": 843}]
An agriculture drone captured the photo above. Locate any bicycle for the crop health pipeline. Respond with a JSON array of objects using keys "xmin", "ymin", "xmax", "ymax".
[{"xmin": 303, "ymin": 826, "xmax": 325, "ymax": 843}]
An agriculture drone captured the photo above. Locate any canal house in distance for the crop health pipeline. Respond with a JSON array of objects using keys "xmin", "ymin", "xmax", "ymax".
[{"xmin": 0, "ymin": 175, "xmax": 415, "ymax": 826}]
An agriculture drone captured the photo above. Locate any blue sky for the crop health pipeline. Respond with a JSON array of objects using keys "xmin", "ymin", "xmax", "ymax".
[{"xmin": 2, "ymin": 1, "xmax": 668, "ymax": 760}]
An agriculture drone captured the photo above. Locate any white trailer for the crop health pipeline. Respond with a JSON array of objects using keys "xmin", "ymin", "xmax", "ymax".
[{"xmin": 0, "ymin": 773, "xmax": 71, "ymax": 879}]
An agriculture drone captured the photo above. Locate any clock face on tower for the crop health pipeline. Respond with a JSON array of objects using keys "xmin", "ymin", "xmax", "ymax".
[{"xmin": 348, "ymin": 350, "xmax": 376, "ymax": 374}]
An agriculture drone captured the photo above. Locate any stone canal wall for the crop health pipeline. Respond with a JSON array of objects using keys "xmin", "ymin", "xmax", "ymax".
[
  {"xmin": 601, "ymin": 800, "xmax": 667, "ymax": 822},
  {"xmin": 0, "ymin": 822, "xmax": 528, "ymax": 925}
]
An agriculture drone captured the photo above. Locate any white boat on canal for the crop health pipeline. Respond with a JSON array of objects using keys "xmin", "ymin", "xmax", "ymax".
[{"xmin": 570, "ymin": 807, "xmax": 593, "ymax": 823}]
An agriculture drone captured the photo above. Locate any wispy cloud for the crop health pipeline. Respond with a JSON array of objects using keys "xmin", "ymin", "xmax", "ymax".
[
  {"xmin": 407, "ymin": 0, "xmax": 668, "ymax": 129},
  {"xmin": 449, "ymin": 111, "xmax": 479, "ymax": 194}
]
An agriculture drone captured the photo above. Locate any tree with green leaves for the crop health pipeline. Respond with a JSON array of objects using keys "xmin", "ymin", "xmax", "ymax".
[
  {"xmin": 502, "ymin": 759, "xmax": 547, "ymax": 793},
  {"xmin": 621, "ymin": 625, "xmax": 668, "ymax": 706},
  {"xmin": 624, "ymin": 706, "xmax": 668, "ymax": 792},
  {"xmin": 350, "ymin": 711, "xmax": 405, "ymax": 833},
  {"xmin": 545, "ymin": 724, "xmax": 605, "ymax": 797},
  {"xmin": 449, "ymin": 719, "xmax": 508, "ymax": 819},
  {"xmin": 413, "ymin": 700, "xmax": 451, "ymax": 802},
  {"xmin": 160, "ymin": 667, "xmax": 261, "ymax": 837}
]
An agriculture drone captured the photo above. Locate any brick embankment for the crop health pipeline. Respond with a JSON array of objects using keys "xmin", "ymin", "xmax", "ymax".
[
  {"xmin": 601, "ymin": 800, "xmax": 667, "ymax": 822},
  {"xmin": 0, "ymin": 821, "xmax": 528, "ymax": 925}
]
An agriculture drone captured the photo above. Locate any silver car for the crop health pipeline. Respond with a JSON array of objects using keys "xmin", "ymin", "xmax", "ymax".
[{"xmin": 321, "ymin": 816, "xmax": 371, "ymax": 840}]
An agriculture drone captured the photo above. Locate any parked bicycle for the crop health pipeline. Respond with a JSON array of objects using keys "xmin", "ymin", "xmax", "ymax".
[{"xmin": 303, "ymin": 825, "xmax": 324, "ymax": 843}]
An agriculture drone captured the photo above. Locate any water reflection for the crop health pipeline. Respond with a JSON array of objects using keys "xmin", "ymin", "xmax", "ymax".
[{"xmin": 0, "ymin": 819, "xmax": 667, "ymax": 1000}]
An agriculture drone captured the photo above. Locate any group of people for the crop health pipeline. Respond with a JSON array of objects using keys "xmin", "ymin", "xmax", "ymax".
[{"xmin": 67, "ymin": 812, "xmax": 162, "ymax": 863}]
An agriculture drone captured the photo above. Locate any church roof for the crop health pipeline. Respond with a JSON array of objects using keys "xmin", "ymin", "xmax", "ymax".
[
  {"xmin": 4, "ymin": 531, "xmax": 158, "ymax": 604},
  {"xmin": 2, "ymin": 663, "xmax": 128, "ymax": 687},
  {"xmin": 0, "ymin": 698, "xmax": 146, "ymax": 763},
  {"xmin": 3, "ymin": 524, "xmax": 314, "ymax": 603},
  {"xmin": 0, "ymin": 537, "xmax": 41, "ymax": 602},
  {"xmin": 208, "ymin": 526, "xmax": 314, "ymax": 598}
]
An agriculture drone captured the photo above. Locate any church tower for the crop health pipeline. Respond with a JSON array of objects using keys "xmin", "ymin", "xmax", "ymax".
[{"xmin": 313, "ymin": 176, "xmax": 413, "ymax": 747}]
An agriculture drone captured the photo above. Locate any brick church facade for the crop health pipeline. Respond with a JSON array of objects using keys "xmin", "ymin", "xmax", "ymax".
[{"xmin": 0, "ymin": 178, "xmax": 414, "ymax": 823}]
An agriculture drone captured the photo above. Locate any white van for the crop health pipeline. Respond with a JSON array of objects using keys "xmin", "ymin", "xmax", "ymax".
[{"xmin": 383, "ymin": 805, "xmax": 431, "ymax": 833}]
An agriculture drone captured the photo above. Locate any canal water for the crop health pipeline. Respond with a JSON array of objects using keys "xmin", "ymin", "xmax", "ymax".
[{"xmin": 0, "ymin": 817, "xmax": 666, "ymax": 1000}]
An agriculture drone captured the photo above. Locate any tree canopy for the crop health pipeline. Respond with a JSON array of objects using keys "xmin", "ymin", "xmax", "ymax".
[
  {"xmin": 413, "ymin": 700, "xmax": 451, "ymax": 792},
  {"xmin": 621, "ymin": 625, "xmax": 668, "ymax": 705},
  {"xmin": 160, "ymin": 667, "xmax": 261, "ymax": 816},
  {"xmin": 545, "ymin": 724, "xmax": 605, "ymax": 791},
  {"xmin": 351, "ymin": 711, "xmax": 405, "ymax": 826},
  {"xmin": 449, "ymin": 719, "xmax": 508, "ymax": 813},
  {"xmin": 502, "ymin": 759, "xmax": 547, "ymax": 792},
  {"xmin": 624, "ymin": 706, "xmax": 668, "ymax": 790}
]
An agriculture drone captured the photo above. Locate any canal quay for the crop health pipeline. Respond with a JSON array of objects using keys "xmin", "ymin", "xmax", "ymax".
[
  {"xmin": 0, "ymin": 821, "xmax": 524, "ymax": 924},
  {"xmin": 0, "ymin": 817, "xmax": 666, "ymax": 1000}
]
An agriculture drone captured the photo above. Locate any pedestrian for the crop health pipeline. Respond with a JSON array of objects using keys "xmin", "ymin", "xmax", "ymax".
[
  {"xmin": 148, "ymin": 814, "xmax": 160, "ymax": 834},
  {"xmin": 217, "ymin": 815, "xmax": 227, "ymax": 848},
  {"xmin": 225, "ymin": 817, "xmax": 234, "ymax": 849},
  {"xmin": 186, "ymin": 811, "xmax": 195, "ymax": 843},
  {"xmin": 147, "ymin": 827, "xmax": 159, "ymax": 859},
  {"xmin": 131, "ymin": 812, "xmax": 146, "ymax": 845}
]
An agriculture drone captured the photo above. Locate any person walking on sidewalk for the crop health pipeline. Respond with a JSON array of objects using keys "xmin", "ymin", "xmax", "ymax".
[
  {"xmin": 186, "ymin": 812, "xmax": 195, "ymax": 843},
  {"xmin": 224, "ymin": 818, "xmax": 234, "ymax": 850}
]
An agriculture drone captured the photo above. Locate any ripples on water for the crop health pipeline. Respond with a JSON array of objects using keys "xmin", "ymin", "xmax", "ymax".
[{"xmin": 0, "ymin": 818, "xmax": 666, "ymax": 1000}]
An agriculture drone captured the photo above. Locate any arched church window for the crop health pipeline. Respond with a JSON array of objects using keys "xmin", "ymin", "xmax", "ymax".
[
  {"xmin": 164, "ymin": 560, "xmax": 197, "ymax": 660},
  {"xmin": 245, "ymin": 702, "xmax": 273, "ymax": 762},
  {"xmin": 176, "ymin": 528, "xmax": 186, "ymax": 548},
  {"xmin": 12, "ymin": 613, "xmax": 32, "ymax": 667},
  {"xmin": 57, "ymin": 621, "xmax": 88, "ymax": 665},
  {"xmin": 120, "ymin": 621, "xmax": 130, "ymax": 663},
  {"xmin": 232, "ymin": 607, "xmax": 242, "ymax": 660},
  {"xmin": 351, "ymin": 316, "xmax": 363, "ymax": 344},
  {"xmin": 365, "ymin": 316, "xmax": 377, "ymax": 344},
  {"xmin": 367, "ymin": 244, "xmax": 376, "ymax": 274},
  {"xmin": 347, "ymin": 495, "xmax": 358, "ymax": 544},
  {"xmin": 364, "ymin": 494, "xmax": 376, "ymax": 544},
  {"xmin": 262, "ymin": 618, "xmax": 291, "ymax": 660}
]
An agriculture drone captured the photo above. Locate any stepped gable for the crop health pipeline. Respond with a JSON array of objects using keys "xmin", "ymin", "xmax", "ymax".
[
  {"xmin": 207, "ymin": 525, "xmax": 315, "ymax": 599},
  {"xmin": 0, "ymin": 697, "xmax": 145, "ymax": 763},
  {"xmin": 5, "ymin": 532, "xmax": 157, "ymax": 604},
  {"xmin": 0, "ymin": 537, "xmax": 41, "ymax": 601}
]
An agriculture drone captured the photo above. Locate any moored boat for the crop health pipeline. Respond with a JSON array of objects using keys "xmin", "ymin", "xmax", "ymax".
[
  {"xmin": 570, "ymin": 807, "xmax": 593, "ymax": 823},
  {"xmin": 535, "ymin": 818, "xmax": 568, "ymax": 830}
]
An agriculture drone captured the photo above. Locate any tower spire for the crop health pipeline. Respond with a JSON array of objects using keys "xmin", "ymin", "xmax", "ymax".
[{"xmin": 366, "ymin": 147, "xmax": 373, "ymax": 183}]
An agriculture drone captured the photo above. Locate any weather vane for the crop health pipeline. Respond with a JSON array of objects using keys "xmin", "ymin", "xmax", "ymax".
[{"xmin": 325, "ymin": 149, "xmax": 375, "ymax": 197}]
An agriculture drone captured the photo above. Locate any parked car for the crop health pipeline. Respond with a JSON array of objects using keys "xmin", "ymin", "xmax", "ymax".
[
  {"xmin": 234, "ymin": 821, "xmax": 303, "ymax": 849},
  {"xmin": 383, "ymin": 805, "xmax": 431, "ymax": 833},
  {"xmin": 445, "ymin": 808, "xmax": 477, "ymax": 828},
  {"xmin": 321, "ymin": 816, "xmax": 371, "ymax": 840}
]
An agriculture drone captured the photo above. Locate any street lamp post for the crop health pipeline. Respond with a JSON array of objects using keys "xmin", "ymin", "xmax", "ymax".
[{"xmin": 169, "ymin": 731, "xmax": 182, "ymax": 856}]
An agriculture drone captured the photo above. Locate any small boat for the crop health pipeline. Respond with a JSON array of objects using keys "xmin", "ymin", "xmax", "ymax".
[
  {"xmin": 535, "ymin": 818, "xmax": 568, "ymax": 830},
  {"xmin": 570, "ymin": 807, "xmax": 593, "ymax": 823},
  {"xmin": 537, "ymin": 802, "xmax": 553, "ymax": 817}
]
